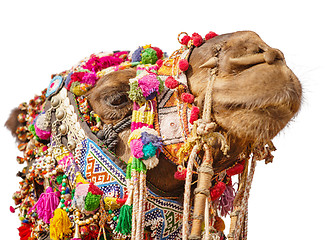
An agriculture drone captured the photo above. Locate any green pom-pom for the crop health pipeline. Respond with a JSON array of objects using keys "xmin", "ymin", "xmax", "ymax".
[
  {"xmin": 128, "ymin": 81, "xmax": 145, "ymax": 104},
  {"xmin": 115, "ymin": 205, "xmax": 132, "ymax": 235},
  {"xmin": 141, "ymin": 48, "xmax": 158, "ymax": 65},
  {"xmin": 84, "ymin": 192, "xmax": 101, "ymax": 211}
]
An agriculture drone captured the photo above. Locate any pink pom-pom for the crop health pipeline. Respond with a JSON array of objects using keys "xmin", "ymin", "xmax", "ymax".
[
  {"xmin": 178, "ymin": 59, "xmax": 189, "ymax": 72},
  {"xmin": 130, "ymin": 139, "xmax": 144, "ymax": 159},
  {"xmin": 205, "ymin": 31, "xmax": 218, "ymax": 40},
  {"xmin": 181, "ymin": 35, "xmax": 191, "ymax": 45},
  {"xmin": 226, "ymin": 161, "xmax": 245, "ymax": 176},
  {"xmin": 189, "ymin": 106, "xmax": 200, "ymax": 124},
  {"xmin": 211, "ymin": 182, "xmax": 226, "ymax": 201},
  {"xmin": 34, "ymin": 125, "xmax": 51, "ymax": 140},
  {"xmin": 165, "ymin": 76, "xmax": 179, "ymax": 89},
  {"xmin": 174, "ymin": 168, "xmax": 187, "ymax": 181},
  {"xmin": 156, "ymin": 59, "xmax": 163, "ymax": 67},
  {"xmin": 181, "ymin": 93, "xmax": 195, "ymax": 103},
  {"xmin": 192, "ymin": 32, "xmax": 203, "ymax": 47}
]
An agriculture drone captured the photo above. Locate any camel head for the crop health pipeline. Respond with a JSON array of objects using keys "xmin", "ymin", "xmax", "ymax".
[
  {"xmin": 80, "ymin": 31, "xmax": 302, "ymax": 195},
  {"xmin": 187, "ymin": 31, "xmax": 302, "ymax": 169}
]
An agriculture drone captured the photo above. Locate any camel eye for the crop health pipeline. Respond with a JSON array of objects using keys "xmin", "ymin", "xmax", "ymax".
[{"xmin": 104, "ymin": 92, "xmax": 129, "ymax": 107}]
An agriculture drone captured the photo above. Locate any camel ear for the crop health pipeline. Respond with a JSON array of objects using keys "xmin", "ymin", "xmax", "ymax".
[{"xmin": 5, "ymin": 107, "xmax": 24, "ymax": 143}]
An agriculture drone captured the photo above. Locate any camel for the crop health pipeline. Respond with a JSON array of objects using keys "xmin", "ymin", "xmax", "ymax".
[{"xmin": 6, "ymin": 31, "xmax": 301, "ymax": 240}]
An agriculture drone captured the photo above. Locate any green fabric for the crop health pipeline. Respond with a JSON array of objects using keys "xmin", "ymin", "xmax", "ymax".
[{"xmin": 115, "ymin": 204, "xmax": 132, "ymax": 235}]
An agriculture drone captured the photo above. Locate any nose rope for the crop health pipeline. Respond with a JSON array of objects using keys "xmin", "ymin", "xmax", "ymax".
[{"xmin": 182, "ymin": 64, "xmax": 229, "ymax": 240}]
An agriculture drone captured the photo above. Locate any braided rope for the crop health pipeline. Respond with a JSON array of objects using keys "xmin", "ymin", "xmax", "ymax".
[
  {"xmin": 97, "ymin": 116, "xmax": 131, "ymax": 151},
  {"xmin": 233, "ymin": 158, "xmax": 257, "ymax": 240},
  {"xmin": 182, "ymin": 144, "xmax": 200, "ymax": 240}
]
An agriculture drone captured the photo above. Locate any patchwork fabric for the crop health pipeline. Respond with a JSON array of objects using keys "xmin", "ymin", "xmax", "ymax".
[
  {"xmin": 155, "ymin": 83, "xmax": 193, "ymax": 165},
  {"xmin": 78, "ymin": 138, "xmax": 126, "ymax": 198},
  {"xmin": 78, "ymin": 138, "xmax": 185, "ymax": 239}
]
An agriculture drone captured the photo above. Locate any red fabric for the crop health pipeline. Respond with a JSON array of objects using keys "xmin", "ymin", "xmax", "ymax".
[{"xmin": 226, "ymin": 160, "xmax": 245, "ymax": 176}]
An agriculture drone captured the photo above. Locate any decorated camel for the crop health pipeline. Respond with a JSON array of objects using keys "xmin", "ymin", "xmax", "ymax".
[{"xmin": 6, "ymin": 31, "xmax": 302, "ymax": 240}]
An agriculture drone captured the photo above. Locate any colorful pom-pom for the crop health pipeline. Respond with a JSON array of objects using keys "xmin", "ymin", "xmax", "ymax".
[
  {"xmin": 142, "ymin": 143, "xmax": 157, "ymax": 160},
  {"xmin": 210, "ymin": 181, "xmax": 226, "ymax": 201},
  {"xmin": 181, "ymin": 35, "xmax": 191, "ymax": 46},
  {"xmin": 189, "ymin": 106, "xmax": 200, "ymax": 124},
  {"xmin": 141, "ymin": 48, "xmax": 158, "ymax": 65},
  {"xmin": 150, "ymin": 46, "xmax": 163, "ymax": 59},
  {"xmin": 205, "ymin": 31, "xmax": 218, "ymax": 40},
  {"xmin": 165, "ymin": 76, "xmax": 179, "ymax": 89},
  {"xmin": 130, "ymin": 139, "xmax": 144, "ymax": 159},
  {"xmin": 181, "ymin": 93, "xmax": 195, "ymax": 103},
  {"xmin": 174, "ymin": 168, "xmax": 187, "ymax": 181},
  {"xmin": 192, "ymin": 32, "xmax": 203, "ymax": 47},
  {"xmin": 178, "ymin": 59, "xmax": 189, "ymax": 72},
  {"xmin": 131, "ymin": 47, "xmax": 143, "ymax": 62}
]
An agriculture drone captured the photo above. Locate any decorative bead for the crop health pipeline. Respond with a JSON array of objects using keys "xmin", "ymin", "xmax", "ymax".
[
  {"xmin": 51, "ymin": 97, "xmax": 60, "ymax": 108},
  {"xmin": 113, "ymin": 216, "xmax": 118, "ymax": 221},
  {"xmin": 60, "ymin": 199, "xmax": 65, "ymax": 203},
  {"xmin": 108, "ymin": 210, "xmax": 113, "ymax": 214},
  {"xmin": 59, "ymin": 124, "xmax": 68, "ymax": 135},
  {"xmin": 55, "ymin": 109, "xmax": 66, "ymax": 121},
  {"xmin": 67, "ymin": 140, "xmax": 76, "ymax": 151}
]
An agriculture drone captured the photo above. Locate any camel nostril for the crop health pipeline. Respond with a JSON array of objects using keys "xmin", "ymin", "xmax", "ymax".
[{"xmin": 264, "ymin": 48, "xmax": 284, "ymax": 64}]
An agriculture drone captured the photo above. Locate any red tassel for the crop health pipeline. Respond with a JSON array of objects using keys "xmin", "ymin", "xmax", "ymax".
[
  {"xmin": 226, "ymin": 160, "xmax": 245, "ymax": 176},
  {"xmin": 210, "ymin": 182, "xmax": 226, "ymax": 201},
  {"xmin": 18, "ymin": 223, "xmax": 32, "ymax": 240}
]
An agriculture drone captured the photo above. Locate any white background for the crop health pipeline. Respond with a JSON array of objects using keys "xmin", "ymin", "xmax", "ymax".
[{"xmin": 0, "ymin": 1, "xmax": 328, "ymax": 239}]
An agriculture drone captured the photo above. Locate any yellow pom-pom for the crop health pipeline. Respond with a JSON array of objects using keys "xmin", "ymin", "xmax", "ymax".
[
  {"xmin": 50, "ymin": 209, "xmax": 72, "ymax": 240},
  {"xmin": 128, "ymin": 129, "xmax": 142, "ymax": 144},
  {"xmin": 75, "ymin": 172, "xmax": 89, "ymax": 185}
]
